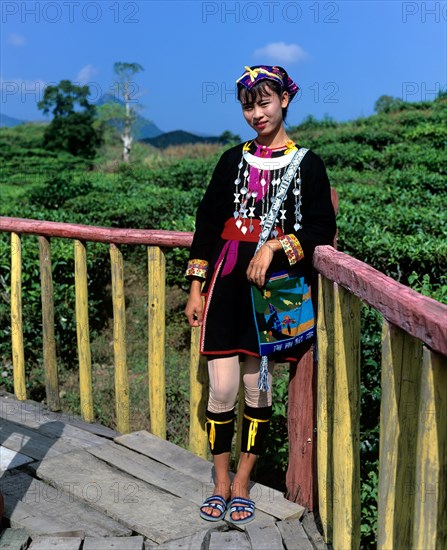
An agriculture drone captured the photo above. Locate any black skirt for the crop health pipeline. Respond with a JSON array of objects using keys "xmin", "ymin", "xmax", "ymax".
[{"xmin": 200, "ymin": 239, "xmax": 313, "ymax": 361}]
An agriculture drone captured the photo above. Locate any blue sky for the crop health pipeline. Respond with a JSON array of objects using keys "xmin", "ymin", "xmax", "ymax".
[{"xmin": 2, "ymin": 0, "xmax": 446, "ymax": 139}]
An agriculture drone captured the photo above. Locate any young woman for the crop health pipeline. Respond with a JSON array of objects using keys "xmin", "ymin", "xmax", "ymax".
[{"xmin": 185, "ymin": 65, "xmax": 336, "ymax": 525}]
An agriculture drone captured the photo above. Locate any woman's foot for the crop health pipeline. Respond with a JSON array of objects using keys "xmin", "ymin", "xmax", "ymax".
[
  {"xmin": 229, "ymin": 452, "xmax": 258, "ymax": 522},
  {"xmin": 230, "ymin": 478, "xmax": 253, "ymax": 522},
  {"xmin": 200, "ymin": 480, "xmax": 231, "ymax": 519}
]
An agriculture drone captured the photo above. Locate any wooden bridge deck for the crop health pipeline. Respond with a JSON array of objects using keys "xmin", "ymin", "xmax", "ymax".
[{"xmin": 0, "ymin": 393, "xmax": 325, "ymax": 549}]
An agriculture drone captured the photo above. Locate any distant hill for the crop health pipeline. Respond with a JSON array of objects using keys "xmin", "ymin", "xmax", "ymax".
[
  {"xmin": 96, "ymin": 94, "xmax": 163, "ymax": 140},
  {"xmin": 141, "ymin": 130, "xmax": 220, "ymax": 149},
  {"xmin": 1, "ymin": 98, "xmax": 218, "ymax": 145},
  {"xmin": 0, "ymin": 114, "xmax": 26, "ymax": 127}
]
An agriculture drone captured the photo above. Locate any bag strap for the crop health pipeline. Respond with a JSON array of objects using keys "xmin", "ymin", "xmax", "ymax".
[
  {"xmin": 254, "ymin": 146, "xmax": 308, "ymax": 393},
  {"xmin": 255, "ymin": 147, "xmax": 309, "ymax": 253}
]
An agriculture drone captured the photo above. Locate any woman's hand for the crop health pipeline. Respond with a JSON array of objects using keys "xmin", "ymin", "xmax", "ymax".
[
  {"xmin": 246, "ymin": 241, "xmax": 279, "ymax": 287},
  {"xmin": 185, "ymin": 280, "xmax": 203, "ymax": 327}
]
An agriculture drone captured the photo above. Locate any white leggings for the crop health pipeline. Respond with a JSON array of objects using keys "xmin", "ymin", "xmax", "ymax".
[{"xmin": 207, "ymin": 355, "xmax": 275, "ymax": 413}]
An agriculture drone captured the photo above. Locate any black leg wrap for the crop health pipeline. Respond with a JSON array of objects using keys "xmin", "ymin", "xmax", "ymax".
[
  {"xmin": 241, "ymin": 404, "xmax": 272, "ymax": 455},
  {"xmin": 205, "ymin": 409, "xmax": 235, "ymax": 455}
]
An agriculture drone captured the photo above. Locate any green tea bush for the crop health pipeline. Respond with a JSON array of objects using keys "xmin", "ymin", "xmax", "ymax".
[{"xmin": 29, "ymin": 172, "xmax": 93, "ymax": 209}]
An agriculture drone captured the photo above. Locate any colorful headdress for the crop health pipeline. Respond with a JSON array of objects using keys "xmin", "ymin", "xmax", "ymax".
[{"xmin": 236, "ymin": 65, "xmax": 299, "ymax": 100}]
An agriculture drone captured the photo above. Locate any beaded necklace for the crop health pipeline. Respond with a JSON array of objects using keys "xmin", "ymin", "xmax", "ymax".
[{"xmin": 232, "ymin": 140, "xmax": 303, "ymax": 237}]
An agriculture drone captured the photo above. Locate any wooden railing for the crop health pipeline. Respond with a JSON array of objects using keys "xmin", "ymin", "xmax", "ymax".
[
  {"xmin": 1, "ymin": 216, "xmax": 446, "ymax": 549},
  {"xmin": 314, "ymin": 248, "xmax": 447, "ymax": 550}
]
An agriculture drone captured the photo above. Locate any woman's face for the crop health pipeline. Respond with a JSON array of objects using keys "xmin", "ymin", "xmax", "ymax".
[{"xmin": 241, "ymin": 86, "xmax": 289, "ymax": 139}]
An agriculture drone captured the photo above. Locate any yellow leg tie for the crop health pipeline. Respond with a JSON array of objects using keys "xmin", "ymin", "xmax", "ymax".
[
  {"xmin": 243, "ymin": 414, "xmax": 270, "ymax": 452},
  {"xmin": 205, "ymin": 417, "xmax": 234, "ymax": 451}
]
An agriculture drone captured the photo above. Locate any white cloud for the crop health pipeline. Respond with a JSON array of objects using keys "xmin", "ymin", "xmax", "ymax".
[
  {"xmin": 76, "ymin": 64, "xmax": 98, "ymax": 85},
  {"xmin": 8, "ymin": 33, "xmax": 26, "ymax": 47},
  {"xmin": 253, "ymin": 42, "xmax": 308, "ymax": 64}
]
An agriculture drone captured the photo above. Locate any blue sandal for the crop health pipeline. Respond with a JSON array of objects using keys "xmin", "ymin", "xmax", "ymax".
[
  {"xmin": 228, "ymin": 497, "xmax": 256, "ymax": 525},
  {"xmin": 200, "ymin": 495, "xmax": 228, "ymax": 522}
]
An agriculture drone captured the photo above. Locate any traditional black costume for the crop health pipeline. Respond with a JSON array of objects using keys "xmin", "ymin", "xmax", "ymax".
[
  {"xmin": 187, "ymin": 139, "xmax": 336, "ymax": 362},
  {"xmin": 186, "ymin": 65, "xmax": 336, "ymax": 526}
]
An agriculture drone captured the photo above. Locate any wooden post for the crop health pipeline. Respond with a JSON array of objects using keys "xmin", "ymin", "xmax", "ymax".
[
  {"xmin": 110, "ymin": 243, "xmax": 130, "ymax": 434},
  {"xmin": 286, "ymin": 343, "xmax": 316, "ymax": 509},
  {"xmin": 332, "ymin": 283, "xmax": 361, "ymax": 549},
  {"xmin": 39, "ymin": 236, "xmax": 60, "ymax": 411},
  {"xmin": 74, "ymin": 239, "xmax": 94, "ymax": 422},
  {"xmin": 189, "ymin": 325, "xmax": 208, "ymax": 458},
  {"xmin": 11, "ymin": 232, "xmax": 26, "ymax": 401},
  {"xmin": 377, "ymin": 321, "xmax": 422, "ymax": 549},
  {"xmin": 316, "ymin": 275, "xmax": 335, "ymax": 543},
  {"xmin": 147, "ymin": 246, "xmax": 166, "ymax": 439},
  {"xmin": 412, "ymin": 347, "xmax": 447, "ymax": 550}
]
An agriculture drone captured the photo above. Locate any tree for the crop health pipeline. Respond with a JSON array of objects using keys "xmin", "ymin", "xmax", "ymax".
[
  {"xmin": 37, "ymin": 80, "xmax": 102, "ymax": 159},
  {"xmin": 374, "ymin": 95, "xmax": 404, "ymax": 114},
  {"xmin": 219, "ymin": 130, "xmax": 241, "ymax": 145},
  {"xmin": 112, "ymin": 62, "xmax": 144, "ymax": 163}
]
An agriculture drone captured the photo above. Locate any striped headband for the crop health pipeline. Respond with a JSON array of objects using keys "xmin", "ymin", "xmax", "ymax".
[{"xmin": 236, "ymin": 65, "xmax": 299, "ymax": 100}]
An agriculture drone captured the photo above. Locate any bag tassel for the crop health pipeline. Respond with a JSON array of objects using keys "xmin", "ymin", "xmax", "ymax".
[{"xmin": 258, "ymin": 355, "xmax": 270, "ymax": 392}]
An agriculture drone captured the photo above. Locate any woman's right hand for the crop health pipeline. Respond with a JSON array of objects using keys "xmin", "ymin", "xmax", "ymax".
[{"xmin": 185, "ymin": 280, "xmax": 203, "ymax": 327}]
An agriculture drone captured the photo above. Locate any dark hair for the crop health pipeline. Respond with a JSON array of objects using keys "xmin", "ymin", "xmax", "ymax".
[{"xmin": 237, "ymin": 79, "xmax": 290, "ymax": 121}]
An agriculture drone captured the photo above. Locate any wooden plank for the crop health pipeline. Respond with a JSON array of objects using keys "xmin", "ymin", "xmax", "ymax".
[
  {"xmin": 110, "ymin": 243, "xmax": 130, "ymax": 434},
  {"xmin": 245, "ymin": 522, "xmax": 284, "ymax": 550},
  {"xmin": 332, "ymin": 284, "xmax": 361, "ymax": 549},
  {"xmin": 29, "ymin": 536, "xmax": 82, "ymax": 550},
  {"xmin": 4, "ymin": 500, "xmax": 84, "ymax": 536},
  {"xmin": 147, "ymin": 246, "xmax": 166, "ymax": 439},
  {"xmin": 209, "ymin": 531, "xmax": 251, "ymax": 550},
  {"xmin": 155, "ymin": 530, "xmax": 207, "ymax": 550},
  {"xmin": 74, "ymin": 238, "xmax": 94, "ymax": 423},
  {"xmin": 0, "ymin": 216, "xmax": 194, "ymax": 248},
  {"xmin": 276, "ymin": 519, "xmax": 313, "ymax": 550},
  {"xmin": 11, "ymin": 232, "xmax": 26, "ymax": 401},
  {"xmin": 316, "ymin": 275, "xmax": 335, "ymax": 543},
  {"xmin": 86, "ymin": 440, "xmax": 217, "ymax": 507},
  {"xmin": 31, "ymin": 449, "xmax": 212, "ymax": 544},
  {"xmin": 39, "ymin": 235, "xmax": 60, "ymax": 412},
  {"xmin": 0, "ymin": 394, "xmax": 118, "ymax": 438},
  {"xmin": 377, "ymin": 322, "xmax": 422, "ymax": 549},
  {"xmin": 412, "ymin": 348, "xmax": 447, "ymax": 550},
  {"xmin": 83, "ymin": 536, "xmax": 144, "ymax": 550},
  {"xmin": 0, "ymin": 418, "xmax": 89, "ymax": 460},
  {"xmin": 313, "ymin": 245, "xmax": 447, "ymax": 356},
  {"xmin": 1, "ymin": 471, "xmax": 130, "ymax": 537},
  {"xmin": 300, "ymin": 512, "xmax": 327, "ymax": 550},
  {"xmin": 0, "ymin": 445, "xmax": 34, "ymax": 470},
  {"xmin": 0, "ymin": 528, "xmax": 30, "ymax": 550},
  {"xmin": 188, "ymin": 325, "xmax": 208, "ymax": 459},
  {"xmin": 115, "ymin": 430, "xmax": 304, "ymax": 521},
  {"xmin": 86, "ymin": 441, "xmax": 272, "ymax": 526}
]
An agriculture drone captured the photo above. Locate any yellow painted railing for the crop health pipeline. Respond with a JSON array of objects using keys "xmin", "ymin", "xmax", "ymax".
[
  {"xmin": 1, "ymin": 216, "xmax": 446, "ymax": 549},
  {"xmin": 2, "ymin": 217, "xmax": 204, "ymax": 445},
  {"xmin": 314, "ymin": 247, "xmax": 447, "ymax": 550}
]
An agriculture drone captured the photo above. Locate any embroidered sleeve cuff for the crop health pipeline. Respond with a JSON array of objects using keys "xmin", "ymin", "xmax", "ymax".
[
  {"xmin": 186, "ymin": 259, "xmax": 209, "ymax": 279},
  {"xmin": 278, "ymin": 234, "xmax": 304, "ymax": 266}
]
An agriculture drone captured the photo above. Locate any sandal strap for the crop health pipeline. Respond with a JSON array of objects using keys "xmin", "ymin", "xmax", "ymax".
[
  {"xmin": 201, "ymin": 495, "xmax": 227, "ymax": 513},
  {"xmin": 229, "ymin": 497, "xmax": 255, "ymax": 513}
]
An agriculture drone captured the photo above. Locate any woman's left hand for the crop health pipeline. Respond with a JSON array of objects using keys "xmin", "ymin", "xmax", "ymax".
[{"xmin": 246, "ymin": 244, "xmax": 275, "ymax": 287}]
